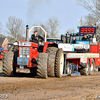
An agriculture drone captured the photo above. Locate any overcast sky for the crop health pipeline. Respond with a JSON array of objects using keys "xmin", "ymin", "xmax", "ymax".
[{"xmin": 0, "ymin": 0, "xmax": 89, "ymax": 37}]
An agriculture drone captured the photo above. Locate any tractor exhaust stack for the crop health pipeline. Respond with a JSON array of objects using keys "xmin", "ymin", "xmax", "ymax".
[{"xmin": 26, "ymin": 25, "xmax": 29, "ymax": 41}]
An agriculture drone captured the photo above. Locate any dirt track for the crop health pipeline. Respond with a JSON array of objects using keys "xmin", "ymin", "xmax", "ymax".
[{"xmin": 0, "ymin": 72, "xmax": 100, "ymax": 100}]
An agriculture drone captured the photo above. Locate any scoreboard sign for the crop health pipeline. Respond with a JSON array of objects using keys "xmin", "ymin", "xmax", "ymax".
[{"xmin": 79, "ymin": 27, "xmax": 96, "ymax": 34}]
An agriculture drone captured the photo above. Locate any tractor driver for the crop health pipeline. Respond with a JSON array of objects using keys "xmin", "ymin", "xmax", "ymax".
[
  {"xmin": 30, "ymin": 30, "xmax": 44, "ymax": 44},
  {"xmin": 72, "ymin": 37, "xmax": 76, "ymax": 43},
  {"xmin": 82, "ymin": 35, "xmax": 89, "ymax": 41}
]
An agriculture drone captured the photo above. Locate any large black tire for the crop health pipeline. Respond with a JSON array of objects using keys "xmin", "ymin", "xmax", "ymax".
[
  {"xmin": 66, "ymin": 61, "xmax": 71, "ymax": 75},
  {"xmin": 55, "ymin": 49, "xmax": 64, "ymax": 78},
  {"xmin": 9, "ymin": 45, "xmax": 18, "ymax": 64},
  {"xmin": 46, "ymin": 47, "xmax": 58, "ymax": 77},
  {"xmin": 80, "ymin": 60, "xmax": 90, "ymax": 75},
  {"xmin": 37, "ymin": 53, "xmax": 48, "ymax": 79},
  {"xmin": 3, "ymin": 51, "xmax": 14, "ymax": 77},
  {"xmin": 8, "ymin": 45, "xmax": 18, "ymax": 75},
  {"xmin": 89, "ymin": 59, "xmax": 95, "ymax": 75}
]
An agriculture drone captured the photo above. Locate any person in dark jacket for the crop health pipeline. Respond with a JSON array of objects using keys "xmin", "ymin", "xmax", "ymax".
[
  {"xmin": 72, "ymin": 37, "xmax": 76, "ymax": 43},
  {"xmin": 82, "ymin": 35, "xmax": 89, "ymax": 41},
  {"xmin": 30, "ymin": 30, "xmax": 44, "ymax": 44}
]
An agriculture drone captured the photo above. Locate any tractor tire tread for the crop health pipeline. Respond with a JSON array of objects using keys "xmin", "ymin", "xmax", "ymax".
[
  {"xmin": 46, "ymin": 47, "xmax": 58, "ymax": 77},
  {"xmin": 37, "ymin": 53, "xmax": 48, "ymax": 79},
  {"xmin": 3, "ymin": 51, "xmax": 14, "ymax": 77}
]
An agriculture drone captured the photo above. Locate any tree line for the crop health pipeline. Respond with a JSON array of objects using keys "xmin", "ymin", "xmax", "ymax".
[{"xmin": 0, "ymin": 16, "xmax": 60, "ymax": 43}]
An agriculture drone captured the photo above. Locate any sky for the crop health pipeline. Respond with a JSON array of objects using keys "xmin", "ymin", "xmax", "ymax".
[{"xmin": 0, "ymin": 0, "xmax": 89, "ymax": 38}]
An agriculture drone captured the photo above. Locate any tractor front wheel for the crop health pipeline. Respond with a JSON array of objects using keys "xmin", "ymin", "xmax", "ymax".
[
  {"xmin": 37, "ymin": 53, "xmax": 48, "ymax": 79},
  {"xmin": 3, "ymin": 51, "xmax": 15, "ymax": 77}
]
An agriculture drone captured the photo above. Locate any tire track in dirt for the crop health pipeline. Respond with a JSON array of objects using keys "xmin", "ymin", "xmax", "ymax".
[{"xmin": 0, "ymin": 72, "xmax": 100, "ymax": 99}]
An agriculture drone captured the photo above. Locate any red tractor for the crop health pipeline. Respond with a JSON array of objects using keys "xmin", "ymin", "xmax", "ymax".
[{"xmin": 3, "ymin": 25, "xmax": 64, "ymax": 78}]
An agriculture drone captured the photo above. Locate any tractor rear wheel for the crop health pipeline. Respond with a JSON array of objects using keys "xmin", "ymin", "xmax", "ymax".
[
  {"xmin": 37, "ymin": 53, "xmax": 48, "ymax": 79},
  {"xmin": 55, "ymin": 49, "xmax": 64, "ymax": 78},
  {"xmin": 89, "ymin": 59, "xmax": 95, "ymax": 75},
  {"xmin": 80, "ymin": 60, "xmax": 90, "ymax": 75},
  {"xmin": 46, "ymin": 47, "xmax": 58, "ymax": 77},
  {"xmin": 3, "ymin": 51, "xmax": 15, "ymax": 77}
]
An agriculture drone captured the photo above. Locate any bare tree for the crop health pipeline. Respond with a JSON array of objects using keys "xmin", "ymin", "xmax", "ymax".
[
  {"xmin": 17, "ymin": 34, "xmax": 25, "ymax": 41},
  {"xmin": 78, "ymin": 14, "xmax": 96, "ymax": 26},
  {"xmin": 77, "ymin": 0, "xmax": 100, "ymax": 22},
  {"xmin": 31, "ymin": 17, "xmax": 60, "ymax": 38},
  {"xmin": 84, "ymin": 14, "xmax": 96, "ymax": 26},
  {"xmin": 38, "ymin": 23, "xmax": 49, "ymax": 37},
  {"xmin": 46, "ymin": 17, "xmax": 60, "ymax": 38},
  {"xmin": 6, "ymin": 16, "xmax": 25, "ymax": 41}
]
